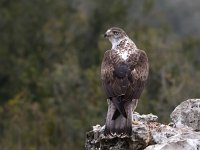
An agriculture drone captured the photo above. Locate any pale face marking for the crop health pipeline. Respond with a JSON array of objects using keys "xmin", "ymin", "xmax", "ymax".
[{"xmin": 106, "ymin": 29, "xmax": 111, "ymax": 33}]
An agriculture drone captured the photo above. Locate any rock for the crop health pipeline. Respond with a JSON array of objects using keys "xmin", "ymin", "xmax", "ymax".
[
  {"xmin": 170, "ymin": 99, "xmax": 200, "ymax": 131},
  {"xmin": 145, "ymin": 132, "xmax": 200, "ymax": 150},
  {"xmin": 85, "ymin": 99, "xmax": 200, "ymax": 150},
  {"xmin": 85, "ymin": 113, "xmax": 155, "ymax": 150},
  {"xmin": 132, "ymin": 112, "xmax": 158, "ymax": 123},
  {"xmin": 150, "ymin": 124, "xmax": 180, "ymax": 144}
]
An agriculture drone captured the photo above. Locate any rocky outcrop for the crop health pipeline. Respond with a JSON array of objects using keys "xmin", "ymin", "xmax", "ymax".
[
  {"xmin": 170, "ymin": 99, "xmax": 200, "ymax": 131},
  {"xmin": 85, "ymin": 99, "xmax": 200, "ymax": 150},
  {"xmin": 145, "ymin": 131, "xmax": 200, "ymax": 150}
]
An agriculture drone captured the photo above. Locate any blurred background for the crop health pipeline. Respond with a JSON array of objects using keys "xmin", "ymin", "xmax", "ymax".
[{"xmin": 0, "ymin": 0, "xmax": 200, "ymax": 149}]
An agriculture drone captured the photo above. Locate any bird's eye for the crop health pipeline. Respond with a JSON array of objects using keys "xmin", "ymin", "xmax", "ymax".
[{"xmin": 113, "ymin": 31, "xmax": 119, "ymax": 35}]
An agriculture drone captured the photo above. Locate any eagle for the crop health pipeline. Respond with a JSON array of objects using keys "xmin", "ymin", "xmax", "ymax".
[{"xmin": 101, "ymin": 27, "xmax": 149, "ymax": 136}]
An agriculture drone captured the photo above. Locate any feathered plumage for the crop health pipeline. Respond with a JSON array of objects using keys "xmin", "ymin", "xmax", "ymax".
[{"xmin": 101, "ymin": 27, "xmax": 149, "ymax": 136}]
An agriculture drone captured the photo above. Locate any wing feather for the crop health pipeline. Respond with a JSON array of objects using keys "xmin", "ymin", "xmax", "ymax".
[
  {"xmin": 128, "ymin": 50, "xmax": 149, "ymax": 99},
  {"xmin": 101, "ymin": 49, "xmax": 149, "ymax": 100},
  {"xmin": 101, "ymin": 50, "xmax": 128, "ymax": 97}
]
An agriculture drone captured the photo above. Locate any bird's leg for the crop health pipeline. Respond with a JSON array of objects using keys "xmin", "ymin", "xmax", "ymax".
[
  {"xmin": 132, "ymin": 99, "xmax": 139, "ymax": 125},
  {"xmin": 132, "ymin": 99, "xmax": 138, "ymax": 112}
]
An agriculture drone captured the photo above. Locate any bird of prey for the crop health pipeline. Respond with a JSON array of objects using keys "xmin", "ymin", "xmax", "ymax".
[{"xmin": 101, "ymin": 27, "xmax": 149, "ymax": 136}]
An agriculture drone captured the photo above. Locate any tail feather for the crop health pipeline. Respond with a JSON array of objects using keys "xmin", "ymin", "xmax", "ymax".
[
  {"xmin": 105, "ymin": 98, "xmax": 135, "ymax": 136},
  {"xmin": 112, "ymin": 109, "xmax": 120, "ymax": 120},
  {"xmin": 111, "ymin": 96, "xmax": 127, "ymax": 119}
]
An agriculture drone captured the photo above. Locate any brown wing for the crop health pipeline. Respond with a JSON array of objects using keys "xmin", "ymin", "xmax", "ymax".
[
  {"xmin": 126, "ymin": 49, "xmax": 149, "ymax": 100},
  {"xmin": 101, "ymin": 49, "xmax": 149, "ymax": 100},
  {"xmin": 101, "ymin": 50, "xmax": 128, "ymax": 98}
]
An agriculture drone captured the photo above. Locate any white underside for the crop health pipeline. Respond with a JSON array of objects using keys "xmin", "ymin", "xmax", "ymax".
[
  {"xmin": 110, "ymin": 37, "xmax": 136, "ymax": 61},
  {"xmin": 111, "ymin": 38, "xmax": 119, "ymax": 49},
  {"xmin": 118, "ymin": 51, "xmax": 128, "ymax": 60}
]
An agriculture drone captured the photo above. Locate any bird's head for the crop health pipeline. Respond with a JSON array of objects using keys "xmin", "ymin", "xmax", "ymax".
[{"xmin": 104, "ymin": 27, "xmax": 127, "ymax": 47}]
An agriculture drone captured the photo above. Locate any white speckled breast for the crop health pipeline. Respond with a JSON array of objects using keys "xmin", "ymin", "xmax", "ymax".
[
  {"xmin": 117, "ymin": 50, "xmax": 130, "ymax": 60},
  {"xmin": 115, "ymin": 38, "xmax": 137, "ymax": 61}
]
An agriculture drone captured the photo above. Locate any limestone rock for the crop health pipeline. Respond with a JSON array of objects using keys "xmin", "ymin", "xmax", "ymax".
[
  {"xmin": 132, "ymin": 112, "xmax": 158, "ymax": 123},
  {"xmin": 85, "ymin": 113, "xmax": 156, "ymax": 150},
  {"xmin": 145, "ymin": 132, "xmax": 200, "ymax": 150},
  {"xmin": 170, "ymin": 99, "xmax": 200, "ymax": 131},
  {"xmin": 85, "ymin": 99, "xmax": 200, "ymax": 150}
]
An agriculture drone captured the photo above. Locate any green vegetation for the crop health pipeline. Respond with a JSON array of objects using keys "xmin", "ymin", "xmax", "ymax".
[{"xmin": 0, "ymin": 0, "xmax": 200, "ymax": 149}]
